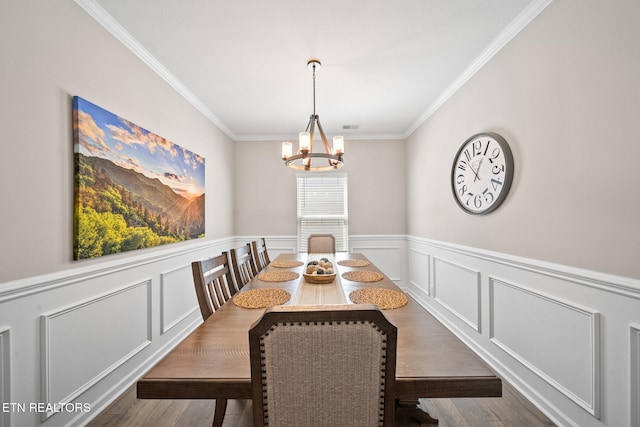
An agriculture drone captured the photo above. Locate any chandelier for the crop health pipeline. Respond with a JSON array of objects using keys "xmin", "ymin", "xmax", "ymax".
[{"xmin": 281, "ymin": 58, "xmax": 345, "ymax": 171}]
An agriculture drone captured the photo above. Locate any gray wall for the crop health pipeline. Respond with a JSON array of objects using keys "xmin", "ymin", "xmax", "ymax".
[
  {"xmin": 0, "ymin": 0, "xmax": 235, "ymax": 283},
  {"xmin": 407, "ymin": 0, "xmax": 640, "ymax": 280},
  {"xmin": 233, "ymin": 138, "xmax": 406, "ymax": 236}
]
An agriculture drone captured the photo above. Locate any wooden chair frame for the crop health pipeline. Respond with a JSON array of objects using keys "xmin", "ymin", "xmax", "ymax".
[
  {"xmin": 191, "ymin": 253, "xmax": 236, "ymax": 321},
  {"xmin": 251, "ymin": 237, "xmax": 271, "ymax": 272},
  {"xmin": 229, "ymin": 243, "xmax": 258, "ymax": 292},
  {"xmin": 249, "ymin": 304, "xmax": 397, "ymax": 427}
]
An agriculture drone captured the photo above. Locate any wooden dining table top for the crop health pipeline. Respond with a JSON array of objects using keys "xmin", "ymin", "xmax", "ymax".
[{"xmin": 137, "ymin": 253, "xmax": 501, "ymax": 401}]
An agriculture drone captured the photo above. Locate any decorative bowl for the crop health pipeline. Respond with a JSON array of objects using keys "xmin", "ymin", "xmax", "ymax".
[{"xmin": 303, "ymin": 273, "xmax": 336, "ymax": 284}]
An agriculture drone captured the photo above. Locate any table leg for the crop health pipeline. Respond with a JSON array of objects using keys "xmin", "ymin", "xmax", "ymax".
[
  {"xmin": 212, "ymin": 398, "xmax": 227, "ymax": 427},
  {"xmin": 395, "ymin": 399, "xmax": 439, "ymax": 425}
]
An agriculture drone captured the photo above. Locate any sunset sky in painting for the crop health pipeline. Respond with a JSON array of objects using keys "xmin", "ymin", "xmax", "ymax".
[{"xmin": 73, "ymin": 97, "xmax": 205, "ymax": 199}]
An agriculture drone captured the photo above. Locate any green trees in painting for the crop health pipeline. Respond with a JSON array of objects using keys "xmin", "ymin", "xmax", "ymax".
[{"xmin": 74, "ymin": 153, "xmax": 204, "ymax": 259}]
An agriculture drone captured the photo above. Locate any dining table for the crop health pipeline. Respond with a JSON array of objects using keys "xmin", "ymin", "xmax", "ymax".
[{"xmin": 137, "ymin": 252, "xmax": 502, "ymax": 425}]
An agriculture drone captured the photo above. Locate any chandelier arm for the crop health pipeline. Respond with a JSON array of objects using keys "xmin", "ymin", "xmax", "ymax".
[
  {"xmin": 305, "ymin": 115, "xmax": 313, "ymax": 133},
  {"xmin": 308, "ymin": 115, "xmax": 316, "ymax": 154},
  {"xmin": 315, "ymin": 117, "xmax": 334, "ymax": 166}
]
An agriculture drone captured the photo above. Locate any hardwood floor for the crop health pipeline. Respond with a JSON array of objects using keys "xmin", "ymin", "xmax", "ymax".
[
  {"xmin": 416, "ymin": 383, "xmax": 556, "ymax": 427},
  {"xmin": 87, "ymin": 380, "xmax": 555, "ymax": 426}
]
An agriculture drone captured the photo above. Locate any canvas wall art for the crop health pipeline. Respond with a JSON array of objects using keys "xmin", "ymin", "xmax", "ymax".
[{"xmin": 73, "ymin": 96, "xmax": 205, "ymax": 260}]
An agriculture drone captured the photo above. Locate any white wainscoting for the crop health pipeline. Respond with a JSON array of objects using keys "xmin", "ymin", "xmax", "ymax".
[
  {"xmin": 0, "ymin": 237, "xmax": 234, "ymax": 426},
  {"xmin": 409, "ymin": 247, "xmax": 430, "ymax": 296},
  {"xmin": 40, "ymin": 280, "xmax": 152, "ymax": 420},
  {"xmin": 407, "ymin": 236, "xmax": 640, "ymax": 427},
  {"xmin": 489, "ymin": 278, "xmax": 600, "ymax": 417},
  {"xmin": 0, "ymin": 327, "xmax": 9, "ymax": 427},
  {"xmin": 1, "ymin": 235, "xmax": 638, "ymax": 427},
  {"xmin": 632, "ymin": 324, "xmax": 640, "ymax": 427},
  {"xmin": 432, "ymin": 256, "xmax": 481, "ymax": 332},
  {"xmin": 349, "ymin": 235, "xmax": 407, "ymax": 284},
  {"xmin": 161, "ymin": 264, "xmax": 200, "ymax": 334}
]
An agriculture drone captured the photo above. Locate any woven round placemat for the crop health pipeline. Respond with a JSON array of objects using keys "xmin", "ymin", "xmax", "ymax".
[
  {"xmin": 337, "ymin": 259, "xmax": 371, "ymax": 267},
  {"xmin": 349, "ymin": 288, "xmax": 408, "ymax": 310},
  {"xmin": 258, "ymin": 271, "xmax": 300, "ymax": 282},
  {"xmin": 271, "ymin": 259, "xmax": 304, "ymax": 268},
  {"xmin": 233, "ymin": 288, "xmax": 291, "ymax": 309},
  {"xmin": 341, "ymin": 270, "xmax": 384, "ymax": 282}
]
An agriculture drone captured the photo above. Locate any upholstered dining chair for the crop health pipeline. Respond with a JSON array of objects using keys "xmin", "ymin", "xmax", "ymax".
[
  {"xmin": 307, "ymin": 233, "xmax": 336, "ymax": 253},
  {"xmin": 251, "ymin": 237, "xmax": 271, "ymax": 272},
  {"xmin": 191, "ymin": 252, "xmax": 236, "ymax": 427},
  {"xmin": 229, "ymin": 243, "xmax": 258, "ymax": 292},
  {"xmin": 249, "ymin": 304, "xmax": 397, "ymax": 427}
]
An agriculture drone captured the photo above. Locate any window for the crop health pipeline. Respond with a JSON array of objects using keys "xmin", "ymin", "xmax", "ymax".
[{"xmin": 297, "ymin": 174, "xmax": 348, "ymax": 252}]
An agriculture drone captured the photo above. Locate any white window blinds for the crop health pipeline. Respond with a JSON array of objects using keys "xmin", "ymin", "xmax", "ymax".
[{"xmin": 296, "ymin": 174, "xmax": 348, "ymax": 252}]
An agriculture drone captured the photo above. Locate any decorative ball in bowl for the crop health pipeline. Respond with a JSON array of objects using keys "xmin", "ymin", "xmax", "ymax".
[{"xmin": 304, "ymin": 258, "xmax": 336, "ymax": 283}]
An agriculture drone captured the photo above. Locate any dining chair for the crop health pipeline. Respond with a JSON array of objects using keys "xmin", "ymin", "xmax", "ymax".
[
  {"xmin": 251, "ymin": 237, "xmax": 271, "ymax": 272},
  {"xmin": 191, "ymin": 253, "xmax": 236, "ymax": 321},
  {"xmin": 307, "ymin": 233, "xmax": 336, "ymax": 253},
  {"xmin": 191, "ymin": 252, "xmax": 236, "ymax": 427},
  {"xmin": 249, "ymin": 304, "xmax": 397, "ymax": 427},
  {"xmin": 229, "ymin": 243, "xmax": 258, "ymax": 292}
]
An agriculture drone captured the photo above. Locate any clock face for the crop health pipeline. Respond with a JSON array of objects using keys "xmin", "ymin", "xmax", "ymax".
[{"xmin": 451, "ymin": 132, "xmax": 514, "ymax": 214}]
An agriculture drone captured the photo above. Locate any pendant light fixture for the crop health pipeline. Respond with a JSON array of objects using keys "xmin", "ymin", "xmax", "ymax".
[{"xmin": 281, "ymin": 58, "xmax": 345, "ymax": 171}]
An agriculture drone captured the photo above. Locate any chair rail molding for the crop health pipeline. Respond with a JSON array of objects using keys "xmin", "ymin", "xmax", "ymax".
[
  {"xmin": 408, "ymin": 236, "xmax": 640, "ymax": 299},
  {"xmin": 0, "ymin": 237, "xmax": 235, "ymax": 303},
  {"xmin": 407, "ymin": 235, "xmax": 640, "ymax": 427}
]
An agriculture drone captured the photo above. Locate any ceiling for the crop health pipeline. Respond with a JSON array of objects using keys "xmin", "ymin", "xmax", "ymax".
[{"xmin": 83, "ymin": 0, "xmax": 547, "ymax": 141}]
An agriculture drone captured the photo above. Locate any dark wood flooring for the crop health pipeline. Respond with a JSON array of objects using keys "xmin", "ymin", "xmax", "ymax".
[{"xmin": 87, "ymin": 380, "xmax": 555, "ymax": 426}]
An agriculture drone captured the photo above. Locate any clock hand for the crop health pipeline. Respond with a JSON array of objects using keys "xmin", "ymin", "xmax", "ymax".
[
  {"xmin": 469, "ymin": 161, "xmax": 480, "ymax": 182},
  {"xmin": 473, "ymin": 158, "xmax": 483, "ymax": 182}
]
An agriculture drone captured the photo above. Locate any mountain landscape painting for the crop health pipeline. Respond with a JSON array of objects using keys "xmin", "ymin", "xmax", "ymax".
[{"xmin": 73, "ymin": 96, "xmax": 205, "ymax": 260}]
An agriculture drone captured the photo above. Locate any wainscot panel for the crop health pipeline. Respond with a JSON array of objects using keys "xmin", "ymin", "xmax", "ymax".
[
  {"xmin": 407, "ymin": 236, "xmax": 640, "ymax": 427},
  {"xmin": 40, "ymin": 280, "xmax": 152, "ymax": 420},
  {"xmin": 489, "ymin": 278, "xmax": 600, "ymax": 417},
  {"xmin": 432, "ymin": 256, "xmax": 481, "ymax": 332},
  {"xmin": 161, "ymin": 264, "xmax": 200, "ymax": 333},
  {"xmin": 409, "ymin": 247, "xmax": 430, "ymax": 296}
]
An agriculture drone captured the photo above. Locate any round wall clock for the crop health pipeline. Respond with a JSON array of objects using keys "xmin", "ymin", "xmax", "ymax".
[{"xmin": 451, "ymin": 132, "xmax": 514, "ymax": 215}]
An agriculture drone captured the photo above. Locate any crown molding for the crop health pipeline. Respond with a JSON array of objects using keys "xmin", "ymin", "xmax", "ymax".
[
  {"xmin": 404, "ymin": 0, "xmax": 554, "ymax": 139},
  {"xmin": 74, "ymin": 0, "xmax": 238, "ymax": 141},
  {"xmin": 75, "ymin": 0, "xmax": 553, "ymax": 143}
]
